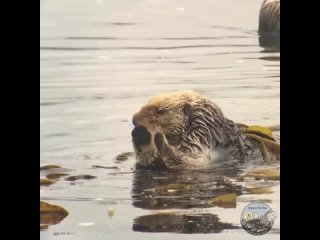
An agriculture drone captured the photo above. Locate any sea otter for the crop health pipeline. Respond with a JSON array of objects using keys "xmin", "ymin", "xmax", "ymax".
[
  {"xmin": 258, "ymin": 0, "xmax": 280, "ymax": 37},
  {"xmin": 131, "ymin": 91, "xmax": 279, "ymax": 170},
  {"xmin": 258, "ymin": 0, "xmax": 280, "ymax": 49}
]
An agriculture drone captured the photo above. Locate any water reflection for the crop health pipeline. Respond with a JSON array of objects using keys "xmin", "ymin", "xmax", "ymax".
[
  {"xmin": 131, "ymin": 165, "xmax": 245, "ymax": 233},
  {"xmin": 131, "ymin": 166, "xmax": 243, "ymax": 210},
  {"xmin": 133, "ymin": 212, "xmax": 240, "ymax": 233}
]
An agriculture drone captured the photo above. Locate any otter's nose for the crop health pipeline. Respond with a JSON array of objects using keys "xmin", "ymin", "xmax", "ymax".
[
  {"xmin": 132, "ymin": 125, "xmax": 151, "ymax": 146},
  {"xmin": 132, "ymin": 115, "xmax": 138, "ymax": 126}
]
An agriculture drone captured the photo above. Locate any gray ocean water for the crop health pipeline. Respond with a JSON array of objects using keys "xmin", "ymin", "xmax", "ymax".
[{"xmin": 40, "ymin": 0, "xmax": 280, "ymax": 239}]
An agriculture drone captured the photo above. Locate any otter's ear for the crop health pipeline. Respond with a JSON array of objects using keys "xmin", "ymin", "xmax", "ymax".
[{"xmin": 183, "ymin": 102, "xmax": 192, "ymax": 116}]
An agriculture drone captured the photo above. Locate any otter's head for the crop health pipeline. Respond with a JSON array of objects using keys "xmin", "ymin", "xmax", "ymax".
[{"xmin": 131, "ymin": 91, "xmax": 238, "ymax": 168}]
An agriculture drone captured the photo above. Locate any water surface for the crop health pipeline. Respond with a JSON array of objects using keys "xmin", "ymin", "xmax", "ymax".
[{"xmin": 40, "ymin": 0, "xmax": 280, "ymax": 239}]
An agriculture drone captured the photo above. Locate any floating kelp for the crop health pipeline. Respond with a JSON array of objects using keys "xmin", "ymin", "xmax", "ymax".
[
  {"xmin": 246, "ymin": 134, "xmax": 279, "ymax": 162},
  {"xmin": 40, "ymin": 165, "xmax": 61, "ymax": 171},
  {"xmin": 245, "ymin": 187, "xmax": 273, "ymax": 194},
  {"xmin": 40, "ymin": 201, "xmax": 69, "ymax": 228},
  {"xmin": 209, "ymin": 193, "xmax": 237, "ymax": 208},
  {"xmin": 41, "ymin": 165, "xmax": 73, "ymax": 184},
  {"xmin": 240, "ymin": 125, "xmax": 275, "ymax": 141},
  {"xmin": 210, "ymin": 193, "xmax": 236, "ymax": 204},
  {"xmin": 41, "ymin": 165, "xmax": 73, "ymax": 179},
  {"xmin": 239, "ymin": 124, "xmax": 280, "ymax": 162},
  {"xmin": 40, "ymin": 178, "xmax": 55, "ymax": 186},
  {"xmin": 91, "ymin": 165, "xmax": 119, "ymax": 169},
  {"xmin": 40, "ymin": 224, "xmax": 49, "ymax": 231},
  {"xmin": 237, "ymin": 197, "xmax": 272, "ymax": 203},
  {"xmin": 133, "ymin": 212, "xmax": 240, "ymax": 233},
  {"xmin": 115, "ymin": 152, "xmax": 135, "ymax": 161},
  {"xmin": 65, "ymin": 175, "xmax": 96, "ymax": 181},
  {"xmin": 244, "ymin": 169, "xmax": 280, "ymax": 181},
  {"xmin": 46, "ymin": 173, "xmax": 69, "ymax": 179}
]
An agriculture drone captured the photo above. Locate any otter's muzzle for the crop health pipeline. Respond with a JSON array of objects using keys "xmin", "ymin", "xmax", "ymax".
[{"xmin": 132, "ymin": 125, "xmax": 151, "ymax": 147}]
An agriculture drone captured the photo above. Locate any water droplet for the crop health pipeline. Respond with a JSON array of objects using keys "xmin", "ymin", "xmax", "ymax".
[{"xmin": 108, "ymin": 207, "xmax": 115, "ymax": 218}]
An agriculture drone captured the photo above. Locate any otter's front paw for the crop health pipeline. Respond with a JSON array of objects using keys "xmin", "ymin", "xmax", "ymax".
[{"xmin": 154, "ymin": 132, "xmax": 167, "ymax": 153}]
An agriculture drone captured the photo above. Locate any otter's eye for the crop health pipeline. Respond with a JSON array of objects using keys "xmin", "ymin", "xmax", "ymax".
[{"xmin": 157, "ymin": 108, "xmax": 166, "ymax": 115}]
